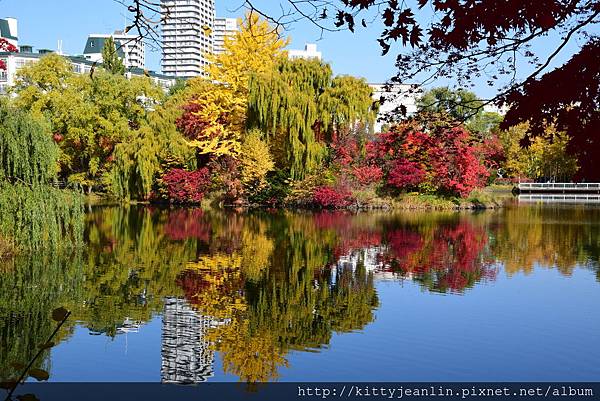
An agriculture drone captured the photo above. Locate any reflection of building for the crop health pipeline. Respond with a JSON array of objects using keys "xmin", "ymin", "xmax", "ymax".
[
  {"xmin": 161, "ymin": 0, "xmax": 216, "ymax": 77},
  {"xmin": 335, "ymin": 246, "xmax": 409, "ymax": 282},
  {"xmin": 116, "ymin": 317, "xmax": 142, "ymax": 334},
  {"xmin": 161, "ymin": 297, "xmax": 217, "ymax": 384},
  {"xmin": 83, "ymin": 31, "xmax": 146, "ymax": 69},
  {"xmin": 213, "ymin": 18, "xmax": 238, "ymax": 55},
  {"xmin": 288, "ymin": 43, "xmax": 322, "ymax": 60}
]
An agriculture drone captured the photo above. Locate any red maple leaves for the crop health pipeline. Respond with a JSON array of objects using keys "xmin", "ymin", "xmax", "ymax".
[
  {"xmin": 161, "ymin": 168, "xmax": 211, "ymax": 204},
  {"xmin": 313, "ymin": 186, "xmax": 355, "ymax": 208},
  {"xmin": 0, "ymin": 38, "xmax": 18, "ymax": 71},
  {"xmin": 370, "ymin": 122, "xmax": 489, "ymax": 197}
]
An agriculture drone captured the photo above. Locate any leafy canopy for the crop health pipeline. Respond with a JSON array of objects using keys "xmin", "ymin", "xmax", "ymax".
[
  {"xmin": 0, "ymin": 101, "xmax": 58, "ymax": 185},
  {"xmin": 417, "ymin": 87, "xmax": 503, "ymax": 137},
  {"xmin": 13, "ymin": 54, "xmax": 165, "ymax": 192}
]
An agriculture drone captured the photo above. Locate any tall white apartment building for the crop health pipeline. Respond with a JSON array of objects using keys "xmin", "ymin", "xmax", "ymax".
[
  {"xmin": 83, "ymin": 31, "xmax": 146, "ymax": 69},
  {"xmin": 161, "ymin": 0, "xmax": 215, "ymax": 78},
  {"xmin": 212, "ymin": 18, "xmax": 237, "ymax": 55},
  {"xmin": 0, "ymin": 17, "xmax": 18, "ymax": 48}
]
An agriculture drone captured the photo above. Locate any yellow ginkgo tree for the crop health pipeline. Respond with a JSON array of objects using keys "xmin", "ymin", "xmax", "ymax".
[{"xmin": 177, "ymin": 13, "xmax": 289, "ymax": 160}]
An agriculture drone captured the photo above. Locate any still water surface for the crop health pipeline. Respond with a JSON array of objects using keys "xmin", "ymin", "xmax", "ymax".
[{"xmin": 1, "ymin": 202, "xmax": 599, "ymax": 383}]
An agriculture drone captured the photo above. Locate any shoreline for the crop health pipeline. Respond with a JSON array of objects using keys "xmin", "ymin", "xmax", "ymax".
[{"xmin": 83, "ymin": 186, "xmax": 514, "ymax": 211}]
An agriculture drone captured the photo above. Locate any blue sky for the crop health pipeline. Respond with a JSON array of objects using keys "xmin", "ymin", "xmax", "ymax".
[
  {"xmin": 0, "ymin": 0, "xmax": 396, "ymax": 80},
  {"xmin": 0, "ymin": 0, "xmax": 590, "ymax": 98}
]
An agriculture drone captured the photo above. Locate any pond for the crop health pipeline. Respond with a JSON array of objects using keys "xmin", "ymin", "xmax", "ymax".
[{"xmin": 1, "ymin": 202, "xmax": 599, "ymax": 383}]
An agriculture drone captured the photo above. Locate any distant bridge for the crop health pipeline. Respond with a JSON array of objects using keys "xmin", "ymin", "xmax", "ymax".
[{"xmin": 517, "ymin": 183, "xmax": 600, "ymax": 194}]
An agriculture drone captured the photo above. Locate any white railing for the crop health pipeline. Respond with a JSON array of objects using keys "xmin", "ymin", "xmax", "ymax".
[
  {"xmin": 518, "ymin": 183, "xmax": 600, "ymax": 191},
  {"xmin": 519, "ymin": 194, "xmax": 600, "ymax": 204}
]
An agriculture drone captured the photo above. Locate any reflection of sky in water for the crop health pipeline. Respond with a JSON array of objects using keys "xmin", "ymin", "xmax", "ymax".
[{"xmin": 47, "ymin": 265, "xmax": 600, "ymax": 382}]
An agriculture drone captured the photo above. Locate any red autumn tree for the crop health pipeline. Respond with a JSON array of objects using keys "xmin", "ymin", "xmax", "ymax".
[
  {"xmin": 369, "ymin": 121, "xmax": 489, "ymax": 197},
  {"xmin": 161, "ymin": 168, "xmax": 211, "ymax": 204},
  {"xmin": 330, "ymin": 132, "xmax": 384, "ymax": 188},
  {"xmin": 387, "ymin": 159, "xmax": 426, "ymax": 190},
  {"xmin": 476, "ymin": 135, "xmax": 506, "ymax": 173},
  {"xmin": 313, "ymin": 186, "xmax": 355, "ymax": 209}
]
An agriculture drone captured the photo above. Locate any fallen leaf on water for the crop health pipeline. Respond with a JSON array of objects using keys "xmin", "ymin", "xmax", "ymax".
[
  {"xmin": 38, "ymin": 341, "xmax": 56, "ymax": 350},
  {"xmin": 51, "ymin": 307, "xmax": 69, "ymax": 322},
  {"xmin": 17, "ymin": 394, "xmax": 40, "ymax": 401},
  {"xmin": 28, "ymin": 369, "xmax": 49, "ymax": 382}
]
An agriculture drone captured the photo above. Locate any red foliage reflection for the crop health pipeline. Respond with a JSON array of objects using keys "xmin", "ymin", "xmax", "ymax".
[
  {"xmin": 381, "ymin": 222, "xmax": 497, "ymax": 293},
  {"xmin": 164, "ymin": 209, "xmax": 210, "ymax": 242}
]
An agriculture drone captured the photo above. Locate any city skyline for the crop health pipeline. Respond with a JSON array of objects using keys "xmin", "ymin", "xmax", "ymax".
[
  {"xmin": 0, "ymin": 0, "xmax": 400, "ymax": 87},
  {"xmin": 0, "ymin": 0, "xmax": 587, "ymax": 98}
]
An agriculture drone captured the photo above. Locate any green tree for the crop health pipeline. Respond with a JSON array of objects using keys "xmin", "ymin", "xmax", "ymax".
[
  {"xmin": 466, "ymin": 111, "xmax": 504, "ymax": 138},
  {"xmin": 101, "ymin": 37, "xmax": 126, "ymax": 75},
  {"xmin": 418, "ymin": 87, "xmax": 483, "ymax": 122},
  {"xmin": 0, "ymin": 100, "xmax": 58, "ymax": 185},
  {"xmin": 13, "ymin": 54, "xmax": 165, "ymax": 194},
  {"xmin": 108, "ymin": 103, "xmax": 196, "ymax": 200},
  {"xmin": 0, "ymin": 101, "xmax": 83, "ymax": 252},
  {"xmin": 418, "ymin": 87, "xmax": 503, "ymax": 138},
  {"xmin": 167, "ymin": 78, "xmax": 187, "ymax": 97}
]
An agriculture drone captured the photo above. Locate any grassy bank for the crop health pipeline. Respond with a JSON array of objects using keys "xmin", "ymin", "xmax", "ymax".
[
  {"xmin": 322, "ymin": 185, "xmax": 512, "ymax": 211},
  {"xmin": 389, "ymin": 187, "xmax": 512, "ymax": 210}
]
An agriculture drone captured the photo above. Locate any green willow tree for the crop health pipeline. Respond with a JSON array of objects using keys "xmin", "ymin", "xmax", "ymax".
[
  {"xmin": 248, "ymin": 58, "xmax": 376, "ymax": 179},
  {"xmin": 0, "ymin": 101, "xmax": 83, "ymax": 251},
  {"xmin": 108, "ymin": 103, "xmax": 196, "ymax": 200},
  {"xmin": 0, "ymin": 101, "xmax": 58, "ymax": 184},
  {"xmin": 101, "ymin": 37, "xmax": 126, "ymax": 75}
]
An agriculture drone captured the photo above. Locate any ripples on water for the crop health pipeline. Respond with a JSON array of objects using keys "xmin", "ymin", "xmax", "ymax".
[{"xmin": 1, "ymin": 203, "xmax": 599, "ymax": 383}]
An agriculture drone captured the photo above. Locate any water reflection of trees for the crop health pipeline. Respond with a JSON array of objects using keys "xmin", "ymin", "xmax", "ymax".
[
  {"xmin": 175, "ymin": 212, "xmax": 378, "ymax": 382},
  {"xmin": 0, "ymin": 206, "xmax": 196, "ymax": 381},
  {"xmin": 379, "ymin": 217, "xmax": 498, "ymax": 293},
  {"xmin": 0, "ymin": 251, "xmax": 83, "ymax": 381},
  {"xmin": 489, "ymin": 205, "xmax": 600, "ymax": 279},
  {"xmin": 1, "ymin": 205, "xmax": 599, "ymax": 383}
]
